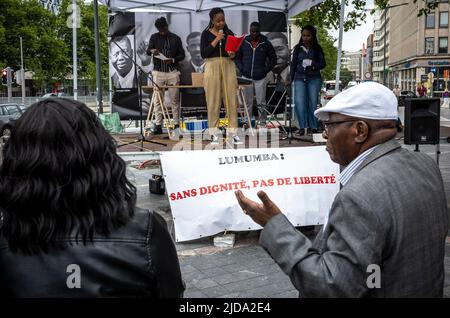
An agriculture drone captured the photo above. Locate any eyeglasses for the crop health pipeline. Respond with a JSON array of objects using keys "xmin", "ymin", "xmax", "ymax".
[{"xmin": 323, "ymin": 119, "xmax": 360, "ymax": 134}]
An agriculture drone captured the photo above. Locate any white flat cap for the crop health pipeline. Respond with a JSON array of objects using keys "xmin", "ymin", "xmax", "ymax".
[{"xmin": 314, "ymin": 81, "xmax": 398, "ymax": 121}]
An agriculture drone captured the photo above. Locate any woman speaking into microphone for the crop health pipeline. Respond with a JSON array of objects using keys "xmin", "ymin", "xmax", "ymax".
[{"xmin": 200, "ymin": 7, "xmax": 242, "ymax": 145}]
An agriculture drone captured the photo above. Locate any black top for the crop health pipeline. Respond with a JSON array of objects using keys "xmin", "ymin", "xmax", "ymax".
[
  {"xmin": 0, "ymin": 208, "xmax": 185, "ymax": 298},
  {"xmin": 200, "ymin": 29, "xmax": 234, "ymax": 59},
  {"xmin": 146, "ymin": 32, "xmax": 185, "ymax": 72}
]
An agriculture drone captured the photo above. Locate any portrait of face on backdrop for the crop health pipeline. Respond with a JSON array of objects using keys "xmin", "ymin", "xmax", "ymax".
[
  {"xmin": 265, "ymin": 32, "xmax": 290, "ymax": 83},
  {"xmin": 109, "ymin": 35, "xmax": 136, "ymax": 89},
  {"xmin": 179, "ymin": 31, "xmax": 205, "ymax": 85}
]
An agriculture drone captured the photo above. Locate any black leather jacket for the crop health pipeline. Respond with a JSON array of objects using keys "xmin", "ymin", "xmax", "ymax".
[{"xmin": 0, "ymin": 208, "xmax": 185, "ymax": 298}]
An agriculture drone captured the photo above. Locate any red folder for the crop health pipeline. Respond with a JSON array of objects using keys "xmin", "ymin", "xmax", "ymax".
[{"xmin": 225, "ymin": 34, "xmax": 245, "ymax": 52}]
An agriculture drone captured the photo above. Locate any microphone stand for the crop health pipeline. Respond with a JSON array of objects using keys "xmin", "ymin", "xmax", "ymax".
[{"xmin": 112, "ymin": 39, "xmax": 167, "ymax": 149}]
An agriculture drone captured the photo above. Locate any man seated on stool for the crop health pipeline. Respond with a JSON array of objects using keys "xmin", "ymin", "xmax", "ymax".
[{"xmin": 146, "ymin": 17, "xmax": 185, "ymax": 135}]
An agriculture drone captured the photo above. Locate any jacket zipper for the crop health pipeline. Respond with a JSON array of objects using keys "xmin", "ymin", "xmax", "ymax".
[{"xmin": 249, "ymin": 40, "xmax": 265, "ymax": 79}]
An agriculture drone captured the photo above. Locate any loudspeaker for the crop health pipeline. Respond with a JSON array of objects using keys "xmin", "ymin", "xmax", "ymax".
[{"xmin": 404, "ymin": 98, "xmax": 440, "ymax": 145}]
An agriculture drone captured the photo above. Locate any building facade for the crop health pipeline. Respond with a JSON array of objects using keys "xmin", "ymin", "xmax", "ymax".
[
  {"xmin": 342, "ymin": 50, "xmax": 363, "ymax": 80},
  {"xmin": 363, "ymin": 34, "xmax": 374, "ymax": 80},
  {"xmin": 389, "ymin": 0, "xmax": 450, "ymax": 95},
  {"xmin": 40, "ymin": 0, "xmax": 61, "ymax": 14},
  {"xmin": 373, "ymin": 9, "xmax": 390, "ymax": 85}
]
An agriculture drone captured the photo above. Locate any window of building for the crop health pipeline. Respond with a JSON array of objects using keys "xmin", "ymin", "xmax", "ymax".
[
  {"xmin": 439, "ymin": 37, "xmax": 448, "ymax": 53},
  {"xmin": 426, "ymin": 13, "xmax": 435, "ymax": 28},
  {"xmin": 425, "ymin": 37, "xmax": 434, "ymax": 54},
  {"xmin": 440, "ymin": 12, "xmax": 448, "ymax": 27}
]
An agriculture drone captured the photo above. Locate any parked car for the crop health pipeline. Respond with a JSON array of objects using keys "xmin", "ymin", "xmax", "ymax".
[
  {"xmin": 0, "ymin": 103, "xmax": 28, "ymax": 139},
  {"xmin": 42, "ymin": 92, "xmax": 66, "ymax": 98},
  {"xmin": 322, "ymin": 80, "xmax": 342, "ymax": 100},
  {"xmin": 344, "ymin": 81, "xmax": 358, "ymax": 90},
  {"xmin": 398, "ymin": 90, "xmax": 417, "ymax": 106}
]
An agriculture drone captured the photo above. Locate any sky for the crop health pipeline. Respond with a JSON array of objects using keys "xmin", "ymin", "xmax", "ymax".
[{"xmin": 329, "ymin": 0, "xmax": 375, "ymax": 52}]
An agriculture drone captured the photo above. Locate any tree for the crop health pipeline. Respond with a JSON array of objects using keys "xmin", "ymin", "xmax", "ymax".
[
  {"xmin": 0, "ymin": 0, "xmax": 69, "ymax": 89},
  {"xmin": 57, "ymin": 0, "xmax": 109, "ymax": 90},
  {"xmin": 294, "ymin": 0, "xmax": 439, "ymax": 33},
  {"xmin": 339, "ymin": 67, "xmax": 353, "ymax": 88},
  {"xmin": 317, "ymin": 27, "xmax": 338, "ymax": 82}
]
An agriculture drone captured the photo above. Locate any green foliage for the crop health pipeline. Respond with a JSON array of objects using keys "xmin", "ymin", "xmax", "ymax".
[
  {"xmin": 294, "ymin": 0, "xmax": 439, "ymax": 33},
  {"xmin": 339, "ymin": 67, "xmax": 353, "ymax": 87},
  {"xmin": 0, "ymin": 0, "xmax": 69, "ymax": 86},
  {"xmin": 317, "ymin": 28, "xmax": 338, "ymax": 82}
]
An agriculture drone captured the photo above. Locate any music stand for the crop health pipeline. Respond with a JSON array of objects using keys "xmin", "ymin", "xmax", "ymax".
[{"xmin": 111, "ymin": 39, "xmax": 166, "ymax": 149}]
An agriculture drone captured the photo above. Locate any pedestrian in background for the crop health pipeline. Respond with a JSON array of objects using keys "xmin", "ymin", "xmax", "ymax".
[
  {"xmin": 417, "ymin": 82, "xmax": 427, "ymax": 97},
  {"xmin": 0, "ymin": 98, "xmax": 185, "ymax": 297}
]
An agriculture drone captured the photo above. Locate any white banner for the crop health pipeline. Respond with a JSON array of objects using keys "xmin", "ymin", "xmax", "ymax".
[{"xmin": 160, "ymin": 147, "xmax": 340, "ymax": 242}]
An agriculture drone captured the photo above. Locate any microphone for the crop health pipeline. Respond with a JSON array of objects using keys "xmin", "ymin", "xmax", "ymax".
[{"xmin": 219, "ymin": 29, "xmax": 223, "ymax": 47}]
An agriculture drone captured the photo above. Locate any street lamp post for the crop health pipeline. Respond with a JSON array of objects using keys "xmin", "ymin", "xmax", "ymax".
[{"xmin": 382, "ymin": 3, "xmax": 409, "ymax": 86}]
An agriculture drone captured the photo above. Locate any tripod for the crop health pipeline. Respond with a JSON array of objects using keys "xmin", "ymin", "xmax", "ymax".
[
  {"xmin": 256, "ymin": 81, "xmax": 289, "ymax": 140},
  {"xmin": 112, "ymin": 39, "xmax": 166, "ymax": 149}
]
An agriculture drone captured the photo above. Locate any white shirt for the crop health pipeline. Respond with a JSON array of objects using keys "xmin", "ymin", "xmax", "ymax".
[
  {"xmin": 192, "ymin": 61, "xmax": 205, "ymax": 73},
  {"xmin": 117, "ymin": 64, "xmax": 136, "ymax": 88},
  {"xmin": 323, "ymin": 146, "xmax": 377, "ymax": 229}
]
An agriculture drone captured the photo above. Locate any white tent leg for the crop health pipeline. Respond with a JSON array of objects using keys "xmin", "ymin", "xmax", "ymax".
[{"xmin": 335, "ymin": 0, "xmax": 345, "ymax": 92}]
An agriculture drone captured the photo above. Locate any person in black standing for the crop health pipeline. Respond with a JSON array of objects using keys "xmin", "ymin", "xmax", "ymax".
[
  {"xmin": 285, "ymin": 25, "xmax": 326, "ymax": 136},
  {"xmin": 146, "ymin": 17, "xmax": 185, "ymax": 134}
]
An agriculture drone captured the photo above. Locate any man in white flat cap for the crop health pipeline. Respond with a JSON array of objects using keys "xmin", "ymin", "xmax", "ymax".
[{"xmin": 235, "ymin": 82, "xmax": 448, "ymax": 297}]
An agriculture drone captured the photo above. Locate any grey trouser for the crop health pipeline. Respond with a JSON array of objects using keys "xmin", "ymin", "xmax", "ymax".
[{"xmin": 240, "ymin": 76, "xmax": 268, "ymax": 124}]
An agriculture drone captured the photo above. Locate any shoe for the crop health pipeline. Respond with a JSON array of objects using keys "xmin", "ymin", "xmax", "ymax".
[
  {"xmin": 232, "ymin": 135, "xmax": 243, "ymax": 145},
  {"xmin": 311, "ymin": 128, "xmax": 318, "ymax": 134},
  {"xmin": 149, "ymin": 124, "xmax": 162, "ymax": 135},
  {"xmin": 295, "ymin": 128, "xmax": 305, "ymax": 136},
  {"xmin": 210, "ymin": 135, "xmax": 219, "ymax": 145}
]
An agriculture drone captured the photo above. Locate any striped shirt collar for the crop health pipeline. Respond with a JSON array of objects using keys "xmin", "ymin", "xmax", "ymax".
[{"xmin": 339, "ymin": 146, "xmax": 377, "ymax": 186}]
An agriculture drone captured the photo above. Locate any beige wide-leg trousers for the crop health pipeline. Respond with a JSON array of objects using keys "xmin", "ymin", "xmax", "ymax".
[{"xmin": 203, "ymin": 57, "xmax": 238, "ymax": 135}]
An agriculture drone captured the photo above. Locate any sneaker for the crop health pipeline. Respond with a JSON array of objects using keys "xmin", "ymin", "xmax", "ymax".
[
  {"xmin": 232, "ymin": 135, "xmax": 243, "ymax": 145},
  {"xmin": 210, "ymin": 135, "xmax": 219, "ymax": 145},
  {"xmin": 149, "ymin": 124, "xmax": 162, "ymax": 135},
  {"xmin": 295, "ymin": 128, "xmax": 305, "ymax": 136}
]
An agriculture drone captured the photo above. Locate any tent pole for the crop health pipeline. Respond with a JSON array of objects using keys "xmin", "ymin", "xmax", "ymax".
[
  {"xmin": 94, "ymin": 0, "xmax": 104, "ymax": 114},
  {"xmin": 335, "ymin": 0, "xmax": 345, "ymax": 92}
]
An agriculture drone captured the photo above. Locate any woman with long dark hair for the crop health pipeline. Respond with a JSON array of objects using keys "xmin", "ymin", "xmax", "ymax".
[
  {"xmin": 0, "ymin": 98, "xmax": 184, "ymax": 297},
  {"xmin": 287, "ymin": 25, "xmax": 326, "ymax": 135},
  {"xmin": 200, "ymin": 7, "xmax": 242, "ymax": 145}
]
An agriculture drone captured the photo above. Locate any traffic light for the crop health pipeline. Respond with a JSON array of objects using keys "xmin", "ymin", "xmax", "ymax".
[{"xmin": 1, "ymin": 69, "xmax": 7, "ymax": 85}]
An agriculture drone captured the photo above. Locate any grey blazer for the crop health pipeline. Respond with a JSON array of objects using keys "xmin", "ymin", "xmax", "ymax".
[{"xmin": 260, "ymin": 139, "xmax": 449, "ymax": 297}]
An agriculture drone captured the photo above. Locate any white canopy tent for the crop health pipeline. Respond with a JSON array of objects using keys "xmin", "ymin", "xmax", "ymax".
[
  {"xmin": 94, "ymin": 0, "xmax": 346, "ymax": 110},
  {"xmin": 107, "ymin": 0, "xmax": 323, "ymax": 17}
]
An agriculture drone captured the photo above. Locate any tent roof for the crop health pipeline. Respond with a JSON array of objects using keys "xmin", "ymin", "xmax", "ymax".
[{"xmin": 106, "ymin": 0, "xmax": 323, "ymax": 18}]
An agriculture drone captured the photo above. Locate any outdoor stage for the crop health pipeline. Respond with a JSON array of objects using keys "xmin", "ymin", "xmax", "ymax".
[{"xmin": 113, "ymin": 128, "xmax": 323, "ymax": 154}]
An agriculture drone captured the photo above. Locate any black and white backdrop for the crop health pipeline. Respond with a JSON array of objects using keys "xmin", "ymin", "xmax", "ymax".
[{"xmin": 108, "ymin": 10, "xmax": 288, "ymax": 119}]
